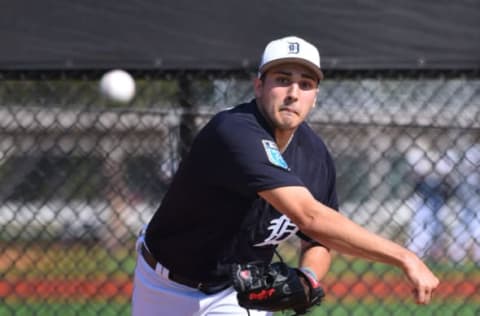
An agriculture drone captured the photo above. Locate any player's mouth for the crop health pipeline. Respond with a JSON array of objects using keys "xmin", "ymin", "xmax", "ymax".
[{"xmin": 279, "ymin": 108, "xmax": 298, "ymax": 116}]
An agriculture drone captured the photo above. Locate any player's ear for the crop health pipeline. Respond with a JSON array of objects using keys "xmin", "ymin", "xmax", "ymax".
[{"xmin": 254, "ymin": 76, "xmax": 263, "ymax": 98}]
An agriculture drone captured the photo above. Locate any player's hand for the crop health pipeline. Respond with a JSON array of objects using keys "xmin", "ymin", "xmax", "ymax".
[{"xmin": 402, "ymin": 252, "xmax": 439, "ymax": 304}]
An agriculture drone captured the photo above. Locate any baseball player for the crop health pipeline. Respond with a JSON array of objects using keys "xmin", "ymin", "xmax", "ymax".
[{"xmin": 132, "ymin": 36, "xmax": 439, "ymax": 316}]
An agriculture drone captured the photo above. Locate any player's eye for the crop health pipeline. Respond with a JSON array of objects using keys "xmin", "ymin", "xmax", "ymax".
[
  {"xmin": 299, "ymin": 80, "xmax": 316, "ymax": 90},
  {"xmin": 275, "ymin": 76, "xmax": 291, "ymax": 86}
]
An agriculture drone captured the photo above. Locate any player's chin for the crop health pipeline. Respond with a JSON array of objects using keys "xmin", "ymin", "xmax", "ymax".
[
  {"xmin": 279, "ymin": 119, "xmax": 302, "ymax": 130},
  {"xmin": 276, "ymin": 115, "xmax": 301, "ymax": 129}
]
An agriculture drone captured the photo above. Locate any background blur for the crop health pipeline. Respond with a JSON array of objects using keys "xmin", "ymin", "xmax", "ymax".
[{"xmin": 1, "ymin": 1, "xmax": 479, "ymax": 315}]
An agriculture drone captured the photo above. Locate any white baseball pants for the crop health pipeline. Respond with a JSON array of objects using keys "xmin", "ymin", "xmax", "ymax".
[{"xmin": 131, "ymin": 231, "xmax": 271, "ymax": 316}]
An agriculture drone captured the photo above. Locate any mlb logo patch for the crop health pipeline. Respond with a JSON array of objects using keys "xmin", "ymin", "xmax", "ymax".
[{"xmin": 262, "ymin": 140, "xmax": 289, "ymax": 170}]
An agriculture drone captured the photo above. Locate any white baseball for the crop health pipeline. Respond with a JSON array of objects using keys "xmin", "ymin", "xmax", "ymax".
[{"xmin": 99, "ymin": 69, "xmax": 136, "ymax": 103}]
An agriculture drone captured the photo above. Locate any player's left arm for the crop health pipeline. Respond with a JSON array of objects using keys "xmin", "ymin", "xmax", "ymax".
[{"xmin": 299, "ymin": 240, "xmax": 331, "ymax": 282}]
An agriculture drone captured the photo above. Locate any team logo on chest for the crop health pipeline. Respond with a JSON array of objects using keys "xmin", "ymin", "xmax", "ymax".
[
  {"xmin": 262, "ymin": 140, "xmax": 289, "ymax": 170},
  {"xmin": 254, "ymin": 215, "xmax": 299, "ymax": 247}
]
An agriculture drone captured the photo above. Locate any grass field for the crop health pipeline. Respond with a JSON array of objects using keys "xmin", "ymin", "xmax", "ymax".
[
  {"xmin": 1, "ymin": 240, "xmax": 479, "ymax": 315},
  {"xmin": 0, "ymin": 302, "xmax": 130, "ymax": 316},
  {"xmin": 1, "ymin": 301, "xmax": 478, "ymax": 316}
]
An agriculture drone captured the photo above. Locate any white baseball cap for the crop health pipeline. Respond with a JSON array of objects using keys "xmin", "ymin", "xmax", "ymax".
[{"xmin": 258, "ymin": 36, "xmax": 324, "ymax": 81}]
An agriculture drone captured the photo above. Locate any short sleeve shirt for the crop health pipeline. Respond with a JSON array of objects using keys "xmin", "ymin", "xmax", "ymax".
[{"xmin": 145, "ymin": 100, "xmax": 338, "ymax": 282}]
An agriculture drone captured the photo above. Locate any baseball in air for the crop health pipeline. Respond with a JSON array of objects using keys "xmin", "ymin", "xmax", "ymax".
[{"xmin": 99, "ymin": 69, "xmax": 136, "ymax": 103}]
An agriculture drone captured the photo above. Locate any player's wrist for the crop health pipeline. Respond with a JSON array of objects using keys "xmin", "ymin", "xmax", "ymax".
[
  {"xmin": 298, "ymin": 267, "xmax": 321, "ymax": 289},
  {"xmin": 298, "ymin": 266, "xmax": 325, "ymax": 305},
  {"xmin": 299, "ymin": 267, "xmax": 318, "ymax": 281},
  {"xmin": 398, "ymin": 249, "xmax": 420, "ymax": 272}
]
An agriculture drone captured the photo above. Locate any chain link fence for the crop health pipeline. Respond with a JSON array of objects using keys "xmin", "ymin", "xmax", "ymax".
[{"xmin": 0, "ymin": 70, "xmax": 479, "ymax": 315}]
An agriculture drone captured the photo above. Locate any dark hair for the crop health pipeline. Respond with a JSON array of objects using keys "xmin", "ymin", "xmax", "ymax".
[{"xmin": 259, "ymin": 72, "xmax": 267, "ymax": 82}]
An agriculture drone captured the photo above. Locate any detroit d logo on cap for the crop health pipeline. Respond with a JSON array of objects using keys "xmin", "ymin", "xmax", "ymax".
[{"xmin": 287, "ymin": 42, "xmax": 300, "ymax": 54}]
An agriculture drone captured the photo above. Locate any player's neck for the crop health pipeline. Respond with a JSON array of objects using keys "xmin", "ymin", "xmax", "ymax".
[{"xmin": 275, "ymin": 130, "xmax": 295, "ymax": 153}]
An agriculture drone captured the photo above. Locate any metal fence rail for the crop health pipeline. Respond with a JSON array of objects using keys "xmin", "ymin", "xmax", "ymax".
[{"xmin": 0, "ymin": 70, "xmax": 479, "ymax": 315}]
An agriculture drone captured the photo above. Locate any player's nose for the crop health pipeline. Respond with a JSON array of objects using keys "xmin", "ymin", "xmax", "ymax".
[{"xmin": 285, "ymin": 83, "xmax": 299, "ymax": 104}]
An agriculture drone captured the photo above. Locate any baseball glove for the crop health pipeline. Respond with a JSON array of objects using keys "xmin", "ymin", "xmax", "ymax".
[{"xmin": 231, "ymin": 261, "xmax": 325, "ymax": 315}]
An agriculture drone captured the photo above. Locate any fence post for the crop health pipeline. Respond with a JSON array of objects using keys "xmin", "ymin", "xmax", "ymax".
[{"xmin": 178, "ymin": 74, "xmax": 197, "ymax": 159}]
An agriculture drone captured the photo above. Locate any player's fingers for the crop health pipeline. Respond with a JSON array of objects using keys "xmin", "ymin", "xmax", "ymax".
[
  {"xmin": 423, "ymin": 278, "xmax": 439, "ymax": 304},
  {"xmin": 423, "ymin": 289, "xmax": 432, "ymax": 305},
  {"xmin": 414, "ymin": 286, "xmax": 435, "ymax": 305},
  {"xmin": 413, "ymin": 287, "xmax": 425, "ymax": 304}
]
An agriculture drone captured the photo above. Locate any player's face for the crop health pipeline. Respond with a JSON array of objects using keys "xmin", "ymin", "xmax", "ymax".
[{"xmin": 254, "ymin": 63, "xmax": 319, "ymax": 131}]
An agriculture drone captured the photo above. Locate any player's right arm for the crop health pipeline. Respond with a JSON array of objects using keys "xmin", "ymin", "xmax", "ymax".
[{"xmin": 258, "ymin": 185, "xmax": 439, "ymax": 305}]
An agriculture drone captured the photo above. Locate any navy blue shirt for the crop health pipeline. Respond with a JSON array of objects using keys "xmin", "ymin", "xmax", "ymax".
[{"xmin": 145, "ymin": 100, "xmax": 338, "ymax": 283}]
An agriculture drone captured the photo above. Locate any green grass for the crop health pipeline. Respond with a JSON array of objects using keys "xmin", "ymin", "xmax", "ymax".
[
  {"xmin": 1, "ymin": 241, "xmax": 479, "ymax": 315},
  {"xmin": 0, "ymin": 302, "xmax": 130, "ymax": 316},
  {"xmin": 274, "ymin": 301, "xmax": 479, "ymax": 316},
  {"xmin": 3, "ymin": 240, "xmax": 479, "ymax": 279},
  {"xmin": 1, "ymin": 241, "xmax": 137, "ymax": 278},
  {"xmin": 1, "ymin": 301, "xmax": 477, "ymax": 316}
]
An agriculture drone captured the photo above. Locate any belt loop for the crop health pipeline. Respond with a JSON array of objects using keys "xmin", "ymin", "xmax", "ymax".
[
  {"xmin": 135, "ymin": 224, "xmax": 148, "ymax": 253},
  {"xmin": 158, "ymin": 264, "xmax": 169, "ymax": 278},
  {"xmin": 139, "ymin": 243, "xmax": 230, "ymax": 294},
  {"xmin": 142, "ymin": 243, "xmax": 170, "ymax": 279}
]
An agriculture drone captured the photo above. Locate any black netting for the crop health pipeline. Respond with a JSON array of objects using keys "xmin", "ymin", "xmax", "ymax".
[{"xmin": 0, "ymin": 70, "xmax": 478, "ymax": 315}]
